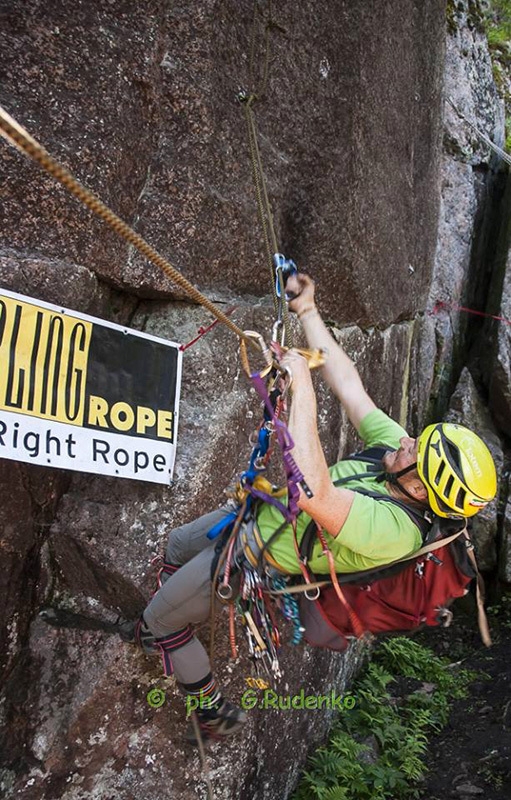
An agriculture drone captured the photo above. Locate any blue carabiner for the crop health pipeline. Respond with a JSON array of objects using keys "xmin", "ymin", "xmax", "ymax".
[{"xmin": 273, "ymin": 253, "xmax": 297, "ymax": 299}]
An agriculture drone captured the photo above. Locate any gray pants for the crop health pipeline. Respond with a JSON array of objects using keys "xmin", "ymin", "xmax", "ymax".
[{"xmin": 143, "ymin": 506, "xmax": 233, "ymax": 684}]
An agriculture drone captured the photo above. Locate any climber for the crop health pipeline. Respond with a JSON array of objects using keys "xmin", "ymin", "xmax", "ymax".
[{"xmin": 124, "ymin": 272, "xmax": 497, "ymax": 742}]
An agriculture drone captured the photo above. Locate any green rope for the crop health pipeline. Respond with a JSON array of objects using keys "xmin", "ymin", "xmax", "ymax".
[{"xmin": 241, "ymin": 0, "xmax": 293, "ymax": 347}]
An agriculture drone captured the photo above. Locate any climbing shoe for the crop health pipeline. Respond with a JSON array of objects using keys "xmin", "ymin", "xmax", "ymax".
[
  {"xmin": 185, "ymin": 699, "xmax": 247, "ymax": 745},
  {"xmin": 118, "ymin": 615, "xmax": 159, "ymax": 656},
  {"xmin": 117, "ymin": 618, "xmax": 137, "ymax": 642}
]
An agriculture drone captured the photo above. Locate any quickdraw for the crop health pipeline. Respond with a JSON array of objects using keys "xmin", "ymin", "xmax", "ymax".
[
  {"xmin": 271, "ymin": 575, "xmax": 305, "ymax": 645},
  {"xmin": 272, "ymin": 252, "xmax": 297, "ymax": 346},
  {"xmin": 237, "ymin": 563, "xmax": 282, "ymax": 679}
]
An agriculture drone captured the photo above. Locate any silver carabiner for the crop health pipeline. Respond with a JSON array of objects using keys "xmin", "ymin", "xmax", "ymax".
[
  {"xmin": 243, "ymin": 330, "xmax": 273, "ymax": 370},
  {"xmin": 279, "ymin": 365, "xmax": 293, "ymax": 400},
  {"xmin": 217, "ymin": 583, "xmax": 233, "ymax": 601},
  {"xmin": 304, "ymin": 586, "xmax": 321, "ymax": 601}
]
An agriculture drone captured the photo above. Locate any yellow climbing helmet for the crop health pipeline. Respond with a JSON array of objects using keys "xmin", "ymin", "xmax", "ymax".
[{"xmin": 416, "ymin": 423, "xmax": 497, "ymax": 518}]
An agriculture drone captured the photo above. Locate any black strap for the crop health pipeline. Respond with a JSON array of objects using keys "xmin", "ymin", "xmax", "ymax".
[
  {"xmin": 332, "ymin": 446, "xmax": 432, "ymax": 531},
  {"xmin": 342, "ymin": 487, "xmax": 433, "ymax": 536},
  {"xmin": 257, "ymin": 447, "xmax": 390, "ymax": 572},
  {"xmin": 347, "ymin": 446, "xmax": 388, "ymax": 464},
  {"xmin": 258, "ymin": 445, "xmax": 433, "ymax": 578},
  {"xmin": 299, "ymin": 446, "xmax": 433, "ymax": 569}
]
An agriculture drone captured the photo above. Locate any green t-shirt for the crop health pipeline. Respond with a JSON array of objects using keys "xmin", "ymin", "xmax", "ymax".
[{"xmin": 256, "ymin": 409, "xmax": 422, "ymax": 574}]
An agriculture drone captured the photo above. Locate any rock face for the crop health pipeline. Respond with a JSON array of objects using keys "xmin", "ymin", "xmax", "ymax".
[
  {"xmin": 0, "ymin": 0, "xmax": 445, "ymax": 324},
  {"xmin": 407, "ymin": 0, "xmax": 505, "ymax": 428},
  {"xmin": 0, "ymin": 1, "xmax": 509, "ymax": 799},
  {"xmin": 486, "ymin": 171, "xmax": 511, "ymax": 439},
  {"xmin": 446, "ymin": 367, "xmax": 504, "ymax": 572}
]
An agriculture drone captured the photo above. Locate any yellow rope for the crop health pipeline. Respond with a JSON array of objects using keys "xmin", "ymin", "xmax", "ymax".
[{"xmin": 0, "ymin": 105, "xmax": 259, "ymax": 349}]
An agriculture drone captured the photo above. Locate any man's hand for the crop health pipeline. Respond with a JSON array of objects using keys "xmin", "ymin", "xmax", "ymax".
[
  {"xmin": 286, "ymin": 272, "xmax": 376, "ymax": 435},
  {"xmin": 280, "ymin": 348, "xmax": 312, "ymax": 390},
  {"xmin": 286, "ymin": 273, "xmax": 316, "ymax": 317}
]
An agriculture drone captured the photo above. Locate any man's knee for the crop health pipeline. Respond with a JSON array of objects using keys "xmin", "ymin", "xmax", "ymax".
[
  {"xmin": 166, "ymin": 529, "xmax": 186, "ymax": 567},
  {"xmin": 165, "ymin": 506, "xmax": 231, "ymax": 565},
  {"xmin": 165, "ymin": 519, "xmax": 200, "ymax": 565},
  {"xmin": 144, "ymin": 567, "xmax": 213, "ymax": 634}
]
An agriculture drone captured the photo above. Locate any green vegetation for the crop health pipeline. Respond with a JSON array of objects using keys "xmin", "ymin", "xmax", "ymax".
[
  {"xmin": 484, "ymin": 0, "xmax": 511, "ymax": 51},
  {"xmin": 478, "ymin": 757, "xmax": 505, "ymax": 789},
  {"xmin": 292, "ymin": 638, "xmax": 476, "ymax": 800},
  {"xmin": 487, "ymin": 593, "xmax": 511, "ymax": 627},
  {"xmin": 483, "ymin": 2, "xmax": 511, "ymax": 150}
]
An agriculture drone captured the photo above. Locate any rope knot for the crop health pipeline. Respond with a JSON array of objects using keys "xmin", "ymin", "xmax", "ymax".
[{"xmin": 236, "ymin": 89, "xmax": 257, "ymax": 107}]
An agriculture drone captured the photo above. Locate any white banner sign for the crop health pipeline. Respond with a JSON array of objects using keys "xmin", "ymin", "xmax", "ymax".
[{"xmin": 0, "ymin": 289, "xmax": 182, "ymax": 484}]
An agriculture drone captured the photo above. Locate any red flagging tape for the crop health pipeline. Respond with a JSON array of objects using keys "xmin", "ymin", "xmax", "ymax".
[
  {"xmin": 430, "ymin": 300, "xmax": 511, "ymax": 326},
  {"xmin": 179, "ymin": 307, "xmax": 237, "ymax": 351}
]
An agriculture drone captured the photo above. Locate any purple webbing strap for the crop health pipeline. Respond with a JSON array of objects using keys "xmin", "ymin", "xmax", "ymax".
[
  {"xmin": 251, "ymin": 372, "xmax": 305, "ymax": 521},
  {"xmin": 248, "ymin": 485, "xmax": 291, "ymax": 518},
  {"xmin": 156, "ymin": 624, "xmax": 194, "ymax": 677}
]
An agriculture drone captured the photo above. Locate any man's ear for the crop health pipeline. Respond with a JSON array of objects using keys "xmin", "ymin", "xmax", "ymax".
[{"xmin": 410, "ymin": 481, "xmax": 428, "ymax": 502}]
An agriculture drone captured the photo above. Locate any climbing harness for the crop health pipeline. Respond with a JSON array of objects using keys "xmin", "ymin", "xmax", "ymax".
[
  {"xmin": 207, "ymin": 327, "xmax": 326, "ymax": 673},
  {"xmin": 208, "ymin": 358, "xmax": 308, "ymax": 677}
]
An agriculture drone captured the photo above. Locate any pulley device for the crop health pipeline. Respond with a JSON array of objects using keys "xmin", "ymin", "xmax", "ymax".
[{"xmin": 273, "ymin": 252, "xmax": 297, "ymax": 345}]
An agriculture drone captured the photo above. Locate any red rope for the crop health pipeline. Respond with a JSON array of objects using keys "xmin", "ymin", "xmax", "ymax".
[
  {"xmin": 179, "ymin": 306, "xmax": 237, "ymax": 351},
  {"xmin": 315, "ymin": 526, "xmax": 366, "ymax": 639},
  {"xmin": 228, "ymin": 602, "xmax": 238, "ymax": 659},
  {"xmin": 430, "ymin": 300, "xmax": 511, "ymax": 326}
]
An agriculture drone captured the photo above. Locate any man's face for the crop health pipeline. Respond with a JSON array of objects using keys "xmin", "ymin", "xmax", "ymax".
[{"xmin": 382, "ymin": 437, "xmax": 418, "ymax": 474}]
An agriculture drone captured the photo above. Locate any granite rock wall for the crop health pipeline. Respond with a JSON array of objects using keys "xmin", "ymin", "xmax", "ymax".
[{"xmin": 0, "ymin": 2, "xmax": 510, "ymax": 799}]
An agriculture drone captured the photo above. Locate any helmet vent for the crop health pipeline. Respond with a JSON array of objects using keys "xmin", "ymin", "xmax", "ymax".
[
  {"xmin": 446, "ymin": 440, "xmax": 461, "ymax": 470},
  {"xmin": 434, "ymin": 461, "xmax": 446, "ymax": 486},
  {"xmin": 445, "ymin": 475, "xmax": 455, "ymax": 498},
  {"xmin": 455, "ymin": 487, "xmax": 466, "ymax": 509}
]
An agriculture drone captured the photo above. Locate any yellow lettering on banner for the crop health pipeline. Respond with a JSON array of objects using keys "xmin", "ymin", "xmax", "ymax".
[
  {"xmin": 0, "ymin": 295, "xmax": 92, "ymax": 425},
  {"xmin": 136, "ymin": 406, "xmax": 157, "ymax": 434},
  {"xmin": 157, "ymin": 411, "xmax": 173, "ymax": 439},
  {"xmin": 86, "ymin": 398, "xmax": 173, "ymax": 440},
  {"xmin": 110, "ymin": 402, "xmax": 135, "ymax": 431},
  {"xmin": 88, "ymin": 396, "xmax": 109, "ymax": 427}
]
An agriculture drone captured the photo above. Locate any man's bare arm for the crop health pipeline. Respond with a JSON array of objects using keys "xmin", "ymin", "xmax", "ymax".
[
  {"xmin": 286, "ymin": 273, "xmax": 376, "ymax": 433},
  {"xmin": 281, "ymin": 349, "xmax": 356, "ymax": 537}
]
